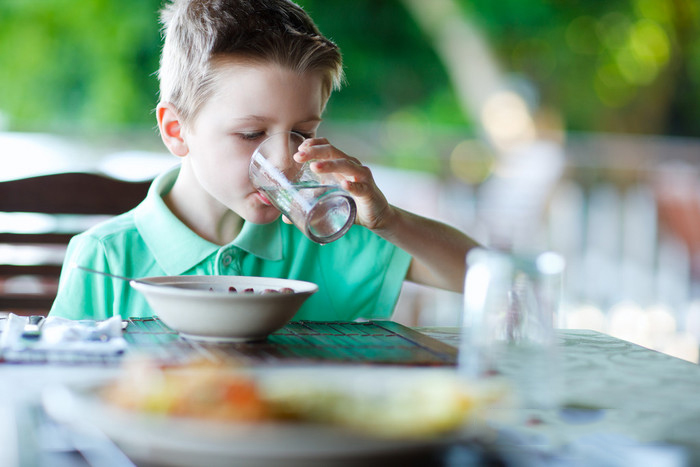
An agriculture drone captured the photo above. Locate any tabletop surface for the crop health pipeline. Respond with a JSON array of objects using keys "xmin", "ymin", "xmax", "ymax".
[
  {"xmin": 2, "ymin": 320, "xmax": 700, "ymax": 466},
  {"xmin": 421, "ymin": 327, "xmax": 700, "ymax": 448}
]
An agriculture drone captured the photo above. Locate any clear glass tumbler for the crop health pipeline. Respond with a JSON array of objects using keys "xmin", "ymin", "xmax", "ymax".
[
  {"xmin": 460, "ymin": 248, "xmax": 565, "ymax": 409},
  {"xmin": 249, "ymin": 132, "xmax": 357, "ymax": 244}
]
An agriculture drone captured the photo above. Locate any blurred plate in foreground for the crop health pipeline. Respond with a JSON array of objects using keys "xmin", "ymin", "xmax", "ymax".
[{"xmin": 43, "ymin": 364, "xmax": 509, "ymax": 467}]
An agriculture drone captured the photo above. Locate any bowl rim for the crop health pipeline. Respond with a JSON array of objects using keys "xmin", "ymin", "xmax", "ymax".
[{"xmin": 130, "ymin": 275, "xmax": 319, "ymax": 297}]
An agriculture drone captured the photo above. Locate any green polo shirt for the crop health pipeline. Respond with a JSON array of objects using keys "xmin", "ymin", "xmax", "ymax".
[{"xmin": 49, "ymin": 166, "xmax": 411, "ymax": 322}]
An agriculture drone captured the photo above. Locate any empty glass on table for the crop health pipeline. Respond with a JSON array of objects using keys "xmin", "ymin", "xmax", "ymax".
[{"xmin": 460, "ymin": 248, "xmax": 565, "ymax": 409}]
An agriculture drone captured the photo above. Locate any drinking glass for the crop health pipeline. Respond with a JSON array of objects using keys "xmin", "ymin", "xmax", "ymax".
[
  {"xmin": 249, "ymin": 132, "xmax": 357, "ymax": 244},
  {"xmin": 460, "ymin": 248, "xmax": 564, "ymax": 409}
]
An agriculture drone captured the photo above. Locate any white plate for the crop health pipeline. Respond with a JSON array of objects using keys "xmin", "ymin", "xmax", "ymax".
[{"xmin": 44, "ymin": 367, "xmax": 488, "ymax": 467}]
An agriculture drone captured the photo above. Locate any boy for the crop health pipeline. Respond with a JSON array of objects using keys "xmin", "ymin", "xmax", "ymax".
[{"xmin": 50, "ymin": 0, "xmax": 478, "ymax": 321}]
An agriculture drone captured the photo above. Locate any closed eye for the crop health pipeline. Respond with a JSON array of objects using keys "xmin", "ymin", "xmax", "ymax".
[{"xmin": 237, "ymin": 131, "xmax": 265, "ymax": 141}]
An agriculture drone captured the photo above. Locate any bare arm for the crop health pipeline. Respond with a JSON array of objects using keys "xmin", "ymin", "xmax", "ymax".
[{"xmin": 372, "ymin": 206, "xmax": 479, "ymax": 292}]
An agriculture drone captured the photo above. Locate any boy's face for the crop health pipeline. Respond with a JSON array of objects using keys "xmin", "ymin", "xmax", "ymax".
[{"xmin": 181, "ymin": 59, "xmax": 326, "ymax": 225}]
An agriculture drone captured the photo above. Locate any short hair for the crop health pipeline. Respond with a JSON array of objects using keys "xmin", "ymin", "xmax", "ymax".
[{"xmin": 158, "ymin": 0, "xmax": 344, "ymax": 124}]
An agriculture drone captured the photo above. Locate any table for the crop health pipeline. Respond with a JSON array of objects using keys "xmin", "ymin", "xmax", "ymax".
[
  {"xmin": 2, "ymin": 324, "xmax": 700, "ymax": 466},
  {"xmin": 421, "ymin": 327, "xmax": 700, "ymax": 466}
]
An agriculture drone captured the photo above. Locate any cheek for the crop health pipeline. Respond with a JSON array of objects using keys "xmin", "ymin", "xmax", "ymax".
[
  {"xmin": 217, "ymin": 142, "xmax": 256, "ymax": 180},
  {"xmin": 223, "ymin": 156, "xmax": 256, "ymax": 193},
  {"xmin": 186, "ymin": 132, "xmax": 258, "ymax": 193},
  {"xmin": 203, "ymin": 144, "xmax": 252, "ymax": 180}
]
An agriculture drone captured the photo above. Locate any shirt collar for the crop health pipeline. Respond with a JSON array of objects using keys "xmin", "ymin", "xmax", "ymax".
[
  {"xmin": 134, "ymin": 165, "xmax": 283, "ymax": 275},
  {"xmin": 232, "ymin": 218, "xmax": 283, "ymax": 261}
]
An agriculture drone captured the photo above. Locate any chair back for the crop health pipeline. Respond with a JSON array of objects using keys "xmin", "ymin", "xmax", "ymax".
[{"xmin": 0, "ymin": 172, "xmax": 151, "ymax": 316}]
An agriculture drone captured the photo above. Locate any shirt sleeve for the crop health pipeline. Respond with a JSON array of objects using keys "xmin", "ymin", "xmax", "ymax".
[
  {"xmin": 340, "ymin": 230, "xmax": 412, "ymax": 320},
  {"xmin": 49, "ymin": 233, "xmax": 115, "ymax": 320},
  {"xmin": 373, "ymin": 243, "xmax": 412, "ymax": 318}
]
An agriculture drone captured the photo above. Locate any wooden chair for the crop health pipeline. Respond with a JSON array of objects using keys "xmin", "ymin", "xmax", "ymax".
[{"xmin": 0, "ymin": 172, "xmax": 151, "ymax": 316}]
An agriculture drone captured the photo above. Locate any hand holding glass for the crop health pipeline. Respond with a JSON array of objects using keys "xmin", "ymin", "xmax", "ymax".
[{"xmin": 249, "ymin": 132, "xmax": 357, "ymax": 244}]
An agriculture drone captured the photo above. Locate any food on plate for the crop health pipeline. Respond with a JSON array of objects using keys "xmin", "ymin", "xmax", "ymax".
[
  {"xmin": 101, "ymin": 359, "xmax": 269, "ymax": 421},
  {"xmin": 100, "ymin": 359, "xmax": 503, "ymax": 438},
  {"xmin": 264, "ymin": 372, "xmax": 482, "ymax": 437}
]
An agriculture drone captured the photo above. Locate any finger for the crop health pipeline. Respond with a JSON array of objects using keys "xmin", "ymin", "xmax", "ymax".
[
  {"xmin": 299, "ymin": 137, "xmax": 329, "ymax": 148},
  {"xmin": 295, "ymin": 141, "xmax": 353, "ymax": 163},
  {"xmin": 310, "ymin": 158, "xmax": 369, "ymax": 182},
  {"xmin": 282, "ymin": 214, "xmax": 293, "ymax": 224},
  {"xmin": 341, "ymin": 179, "xmax": 376, "ymax": 197}
]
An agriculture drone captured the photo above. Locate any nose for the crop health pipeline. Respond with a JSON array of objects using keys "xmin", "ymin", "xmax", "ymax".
[{"xmin": 273, "ymin": 132, "xmax": 305, "ymax": 173}]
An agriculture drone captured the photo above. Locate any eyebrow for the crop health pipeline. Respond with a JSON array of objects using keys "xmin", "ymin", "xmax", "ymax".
[{"xmin": 233, "ymin": 115, "xmax": 323, "ymax": 124}]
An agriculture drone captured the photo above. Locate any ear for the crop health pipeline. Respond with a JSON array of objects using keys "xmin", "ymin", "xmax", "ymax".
[{"xmin": 156, "ymin": 102, "xmax": 189, "ymax": 157}]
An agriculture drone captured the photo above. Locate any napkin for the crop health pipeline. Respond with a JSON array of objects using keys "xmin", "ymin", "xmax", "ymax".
[
  {"xmin": 0, "ymin": 314, "xmax": 127, "ymax": 356},
  {"xmin": 0, "ymin": 313, "xmax": 26, "ymax": 350},
  {"xmin": 38, "ymin": 316, "xmax": 127, "ymax": 355}
]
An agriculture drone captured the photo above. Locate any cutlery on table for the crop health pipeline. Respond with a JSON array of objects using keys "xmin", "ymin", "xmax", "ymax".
[{"xmin": 22, "ymin": 315, "xmax": 45, "ymax": 338}]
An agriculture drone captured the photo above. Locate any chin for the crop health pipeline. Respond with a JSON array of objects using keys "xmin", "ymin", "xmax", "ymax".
[{"xmin": 246, "ymin": 207, "xmax": 281, "ymax": 225}]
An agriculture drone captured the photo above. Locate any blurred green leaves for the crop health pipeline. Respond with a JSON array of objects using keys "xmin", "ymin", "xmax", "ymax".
[
  {"xmin": 300, "ymin": 0, "xmax": 468, "ymax": 127},
  {"xmin": 0, "ymin": 0, "xmax": 698, "ymax": 138},
  {"xmin": 0, "ymin": 0, "xmax": 466, "ymax": 134},
  {"xmin": 0, "ymin": 0, "xmax": 161, "ymax": 130},
  {"xmin": 465, "ymin": 0, "xmax": 700, "ymax": 136}
]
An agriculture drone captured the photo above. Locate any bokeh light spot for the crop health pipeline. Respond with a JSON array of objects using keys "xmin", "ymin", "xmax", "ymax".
[
  {"xmin": 480, "ymin": 91, "xmax": 536, "ymax": 151},
  {"xmin": 565, "ymin": 16, "xmax": 599, "ymax": 55},
  {"xmin": 448, "ymin": 139, "xmax": 495, "ymax": 185},
  {"xmin": 616, "ymin": 46, "xmax": 658, "ymax": 85},
  {"xmin": 594, "ymin": 64, "xmax": 635, "ymax": 107},
  {"xmin": 629, "ymin": 19, "xmax": 670, "ymax": 67},
  {"xmin": 633, "ymin": 0, "xmax": 672, "ymax": 23},
  {"xmin": 598, "ymin": 12, "xmax": 631, "ymax": 50}
]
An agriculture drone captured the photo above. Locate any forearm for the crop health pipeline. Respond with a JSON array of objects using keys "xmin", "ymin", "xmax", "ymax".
[{"xmin": 371, "ymin": 206, "xmax": 480, "ymax": 292}]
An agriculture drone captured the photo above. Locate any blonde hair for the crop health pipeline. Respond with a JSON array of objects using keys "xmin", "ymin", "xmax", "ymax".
[{"xmin": 158, "ymin": 0, "xmax": 344, "ymax": 124}]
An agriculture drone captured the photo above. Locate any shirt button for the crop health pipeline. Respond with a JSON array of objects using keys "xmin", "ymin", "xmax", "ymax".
[{"xmin": 222, "ymin": 255, "xmax": 233, "ymax": 266}]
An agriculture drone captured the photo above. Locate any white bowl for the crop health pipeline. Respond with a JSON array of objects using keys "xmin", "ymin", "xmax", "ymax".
[{"xmin": 130, "ymin": 276, "xmax": 318, "ymax": 342}]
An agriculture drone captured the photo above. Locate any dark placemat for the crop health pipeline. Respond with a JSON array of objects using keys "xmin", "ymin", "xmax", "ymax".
[
  {"xmin": 125, "ymin": 317, "xmax": 458, "ymax": 366},
  {"xmin": 1, "ymin": 317, "xmax": 458, "ymax": 366}
]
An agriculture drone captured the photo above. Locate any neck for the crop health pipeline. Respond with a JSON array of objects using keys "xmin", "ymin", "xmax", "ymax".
[{"xmin": 164, "ymin": 167, "xmax": 243, "ymax": 245}]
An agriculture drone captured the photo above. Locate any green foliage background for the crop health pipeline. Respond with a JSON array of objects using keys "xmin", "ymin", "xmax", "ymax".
[
  {"xmin": 0, "ymin": 0, "xmax": 698, "ymax": 137},
  {"xmin": 0, "ymin": 0, "xmax": 161, "ymax": 129}
]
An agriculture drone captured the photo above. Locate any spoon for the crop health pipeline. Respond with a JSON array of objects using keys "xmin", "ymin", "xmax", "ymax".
[{"xmin": 70, "ymin": 263, "xmax": 160, "ymax": 287}]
